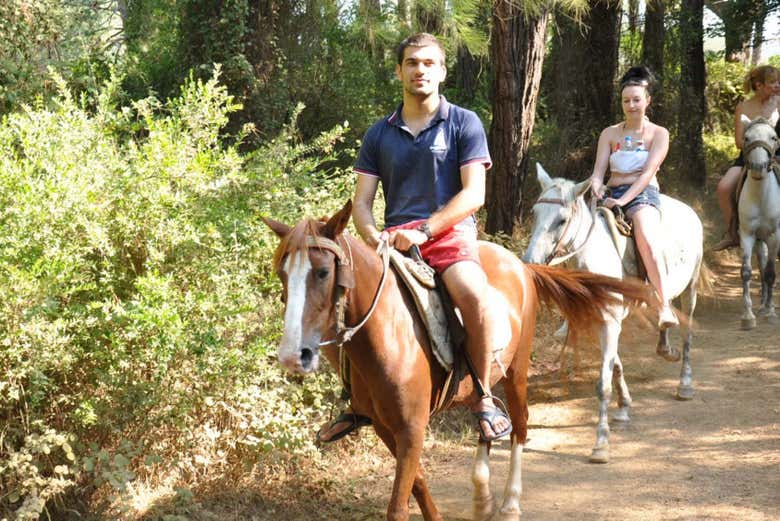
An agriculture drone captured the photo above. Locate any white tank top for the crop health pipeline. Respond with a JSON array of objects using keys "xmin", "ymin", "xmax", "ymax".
[{"xmin": 609, "ymin": 149, "xmax": 649, "ymax": 174}]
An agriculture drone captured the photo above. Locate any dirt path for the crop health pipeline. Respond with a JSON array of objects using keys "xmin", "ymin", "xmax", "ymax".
[{"xmin": 298, "ymin": 254, "xmax": 779, "ymax": 521}]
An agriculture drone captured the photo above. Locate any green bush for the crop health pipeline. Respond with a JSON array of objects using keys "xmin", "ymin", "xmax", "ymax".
[
  {"xmin": 705, "ymin": 56, "xmax": 749, "ymax": 133},
  {"xmin": 0, "ymin": 69, "xmax": 352, "ymax": 519}
]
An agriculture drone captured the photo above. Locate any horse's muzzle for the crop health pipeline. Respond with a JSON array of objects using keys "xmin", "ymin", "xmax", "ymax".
[{"xmin": 279, "ymin": 345, "xmax": 320, "ymax": 374}]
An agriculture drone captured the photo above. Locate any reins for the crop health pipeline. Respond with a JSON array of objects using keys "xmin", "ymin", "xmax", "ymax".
[{"xmin": 535, "ymin": 194, "xmax": 598, "ymax": 266}]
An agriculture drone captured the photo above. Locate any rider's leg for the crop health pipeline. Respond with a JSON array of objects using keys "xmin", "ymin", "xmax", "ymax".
[
  {"xmin": 632, "ymin": 205, "xmax": 678, "ymax": 328},
  {"xmin": 442, "ymin": 260, "xmax": 511, "ymax": 440},
  {"xmin": 317, "ymin": 347, "xmax": 372, "ymax": 443},
  {"xmin": 714, "ymin": 165, "xmax": 743, "ymax": 250}
]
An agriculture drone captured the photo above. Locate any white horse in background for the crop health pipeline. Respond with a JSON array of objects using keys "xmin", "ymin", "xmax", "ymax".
[
  {"xmin": 736, "ymin": 116, "xmax": 780, "ymax": 330},
  {"xmin": 523, "ymin": 163, "xmax": 704, "ymax": 463}
]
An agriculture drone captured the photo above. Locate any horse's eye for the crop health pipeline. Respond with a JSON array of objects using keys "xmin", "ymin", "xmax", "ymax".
[{"xmin": 315, "ymin": 268, "xmax": 330, "ymax": 281}]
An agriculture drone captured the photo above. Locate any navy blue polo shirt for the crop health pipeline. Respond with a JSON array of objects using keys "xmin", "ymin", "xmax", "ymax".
[{"xmin": 354, "ymin": 96, "xmax": 492, "ymax": 228}]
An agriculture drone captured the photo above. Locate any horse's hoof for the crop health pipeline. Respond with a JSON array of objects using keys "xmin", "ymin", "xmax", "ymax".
[
  {"xmin": 492, "ymin": 509, "xmax": 521, "ymax": 521},
  {"xmin": 656, "ymin": 344, "xmax": 681, "ymax": 362},
  {"xmin": 741, "ymin": 318, "xmax": 756, "ymax": 330},
  {"xmin": 611, "ymin": 409, "xmax": 630, "ymax": 424},
  {"xmin": 473, "ymin": 494, "xmax": 494, "ymax": 521},
  {"xmin": 589, "ymin": 447, "xmax": 609, "ymax": 464},
  {"xmin": 767, "ymin": 315, "xmax": 779, "ymax": 325},
  {"xmin": 676, "ymin": 385, "xmax": 695, "ymax": 401}
]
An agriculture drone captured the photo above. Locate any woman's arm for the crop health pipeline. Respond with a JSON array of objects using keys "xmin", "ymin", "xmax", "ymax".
[
  {"xmin": 609, "ymin": 125, "xmax": 669, "ymax": 206},
  {"xmin": 589, "ymin": 127, "xmax": 612, "ymax": 199},
  {"xmin": 734, "ymin": 101, "xmax": 745, "ymax": 150}
]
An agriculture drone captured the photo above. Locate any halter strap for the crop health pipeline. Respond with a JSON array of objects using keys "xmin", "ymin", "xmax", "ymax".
[
  {"xmin": 534, "ymin": 195, "xmax": 598, "ymax": 266},
  {"xmin": 318, "ymin": 238, "xmax": 390, "ymax": 348}
]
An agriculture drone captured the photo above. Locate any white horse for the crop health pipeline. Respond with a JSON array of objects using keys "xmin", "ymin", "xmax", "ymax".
[
  {"xmin": 523, "ymin": 163, "xmax": 704, "ymax": 463},
  {"xmin": 736, "ymin": 116, "xmax": 780, "ymax": 330}
]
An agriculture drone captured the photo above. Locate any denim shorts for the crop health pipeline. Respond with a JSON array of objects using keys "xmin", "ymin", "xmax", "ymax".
[{"xmin": 607, "ymin": 184, "xmax": 661, "ymax": 218}]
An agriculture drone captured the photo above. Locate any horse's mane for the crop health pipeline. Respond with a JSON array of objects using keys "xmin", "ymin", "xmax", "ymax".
[{"xmin": 271, "ymin": 217, "xmax": 324, "ymax": 272}]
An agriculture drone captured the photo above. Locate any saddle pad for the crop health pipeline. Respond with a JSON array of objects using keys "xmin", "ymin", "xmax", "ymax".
[{"xmin": 389, "ymin": 249, "xmax": 457, "ymax": 371}]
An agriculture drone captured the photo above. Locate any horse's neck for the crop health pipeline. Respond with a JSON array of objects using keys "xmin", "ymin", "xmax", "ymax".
[
  {"xmin": 742, "ymin": 173, "xmax": 780, "ymax": 213},
  {"xmin": 345, "ymin": 237, "xmax": 412, "ymax": 335},
  {"xmin": 576, "ymin": 198, "xmax": 626, "ymax": 277}
]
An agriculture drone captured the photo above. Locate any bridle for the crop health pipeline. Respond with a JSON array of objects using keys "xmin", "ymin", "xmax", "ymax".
[
  {"xmin": 743, "ymin": 119, "xmax": 779, "ymax": 180},
  {"xmin": 534, "ymin": 191, "xmax": 597, "ymax": 266},
  {"xmin": 304, "ymin": 235, "xmax": 390, "ymax": 348}
]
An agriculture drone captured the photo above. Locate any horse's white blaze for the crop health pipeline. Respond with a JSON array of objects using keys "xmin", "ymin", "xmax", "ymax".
[{"xmin": 279, "ymin": 251, "xmax": 311, "ymax": 365}]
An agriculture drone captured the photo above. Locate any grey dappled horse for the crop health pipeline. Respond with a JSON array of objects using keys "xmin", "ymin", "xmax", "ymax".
[
  {"xmin": 737, "ymin": 116, "xmax": 780, "ymax": 330},
  {"xmin": 523, "ymin": 164, "xmax": 703, "ymax": 463}
]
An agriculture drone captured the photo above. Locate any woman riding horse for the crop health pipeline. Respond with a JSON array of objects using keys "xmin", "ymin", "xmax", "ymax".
[
  {"xmin": 714, "ymin": 65, "xmax": 780, "ymax": 251},
  {"xmin": 590, "ymin": 66, "xmax": 677, "ymax": 330}
]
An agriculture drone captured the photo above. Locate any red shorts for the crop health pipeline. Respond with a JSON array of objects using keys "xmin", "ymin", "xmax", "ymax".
[{"xmin": 386, "ymin": 219, "xmax": 481, "ymax": 273}]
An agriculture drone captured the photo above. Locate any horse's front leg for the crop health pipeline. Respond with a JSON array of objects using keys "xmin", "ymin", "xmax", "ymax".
[
  {"xmin": 590, "ymin": 318, "xmax": 622, "ymax": 463},
  {"xmin": 373, "ymin": 422, "xmax": 442, "ymax": 521},
  {"xmin": 472, "ymin": 441, "xmax": 494, "ymax": 521},
  {"xmin": 740, "ymin": 235, "xmax": 757, "ymax": 330}
]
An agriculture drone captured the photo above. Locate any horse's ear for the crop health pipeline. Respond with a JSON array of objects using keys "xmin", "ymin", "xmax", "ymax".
[
  {"xmin": 262, "ymin": 216, "xmax": 291, "ymax": 238},
  {"xmin": 536, "ymin": 163, "xmax": 554, "ymax": 190},
  {"xmin": 741, "ymin": 114, "xmax": 752, "ymax": 126},
  {"xmin": 322, "ymin": 200, "xmax": 353, "ymax": 239},
  {"xmin": 574, "ymin": 179, "xmax": 591, "ymax": 198}
]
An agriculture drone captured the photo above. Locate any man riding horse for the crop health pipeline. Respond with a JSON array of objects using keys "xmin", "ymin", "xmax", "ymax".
[{"xmin": 317, "ymin": 32, "xmax": 512, "ymax": 444}]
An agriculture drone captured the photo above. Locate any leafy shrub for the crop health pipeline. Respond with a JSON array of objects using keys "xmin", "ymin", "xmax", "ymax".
[
  {"xmin": 705, "ymin": 57, "xmax": 749, "ymax": 133},
  {"xmin": 0, "ymin": 69, "xmax": 353, "ymax": 519}
]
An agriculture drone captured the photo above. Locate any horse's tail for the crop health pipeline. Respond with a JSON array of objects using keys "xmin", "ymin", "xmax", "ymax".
[
  {"xmin": 524, "ymin": 263, "xmax": 654, "ymax": 333},
  {"xmin": 695, "ymin": 260, "xmax": 715, "ymax": 297}
]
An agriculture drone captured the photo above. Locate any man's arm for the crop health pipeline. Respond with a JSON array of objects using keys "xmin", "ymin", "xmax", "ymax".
[
  {"xmin": 389, "ymin": 162, "xmax": 486, "ymax": 252},
  {"xmin": 352, "ymin": 174, "xmax": 382, "ymax": 248},
  {"xmin": 427, "ymin": 162, "xmax": 485, "ymax": 234}
]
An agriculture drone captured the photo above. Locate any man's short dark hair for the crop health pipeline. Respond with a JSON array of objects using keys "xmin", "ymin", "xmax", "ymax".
[{"xmin": 396, "ymin": 33, "xmax": 446, "ymax": 65}]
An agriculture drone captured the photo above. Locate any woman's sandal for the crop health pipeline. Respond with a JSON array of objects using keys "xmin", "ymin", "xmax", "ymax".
[{"xmin": 316, "ymin": 411, "xmax": 372, "ymax": 444}]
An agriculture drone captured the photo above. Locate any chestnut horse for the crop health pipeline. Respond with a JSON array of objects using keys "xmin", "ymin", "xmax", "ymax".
[{"xmin": 263, "ymin": 201, "xmax": 652, "ymax": 521}]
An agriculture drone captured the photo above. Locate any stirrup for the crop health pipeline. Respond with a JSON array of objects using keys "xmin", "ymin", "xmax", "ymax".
[
  {"xmin": 472, "ymin": 395, "xmax": 513, "ymax": 442},
  {"xmin": 316, "ymin": 411, "xmax": 372, "ymax": 444}
]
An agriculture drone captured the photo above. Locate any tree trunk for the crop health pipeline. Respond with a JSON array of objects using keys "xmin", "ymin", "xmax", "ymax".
[
  {"xmin": 679, "ymin": 0, "xmax": 707, "ymax": 187},
  {"xmin": 627, "ymin": 0, "xmax": 639, "ymax": 34},
  {"xmin": 642, "ymin": 0, "xmax": 666, "ymax": 127},
  {"xmin": 722, "ymin": 0, "xmax": 762, "ymax": 63},
  {"xmin": 398, "ymin": 0, "xmax": 411, "ymax": 31},
  {"xmin": 486, "ymin": 2, "xmax": 549, "ymax": 234},
  {"xmin": 456, "ymin": 44, "xmax": 480, "ymax": 104},
  {"xmin": 547, "ymin": 0, "xmax": 621, "ymax": 180},
  {"xmin": 360, "ymin": 0, "xmax": 383, "ymax": 60},
  {"xmin": 751, "ymin": 3, "xmax": 767, "ymax": 65}
]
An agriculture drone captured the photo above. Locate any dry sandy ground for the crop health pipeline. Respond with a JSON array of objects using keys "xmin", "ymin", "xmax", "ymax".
[{"xmin": 270, "ymin": 254, "xmax": 780, "ymax": 521}]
